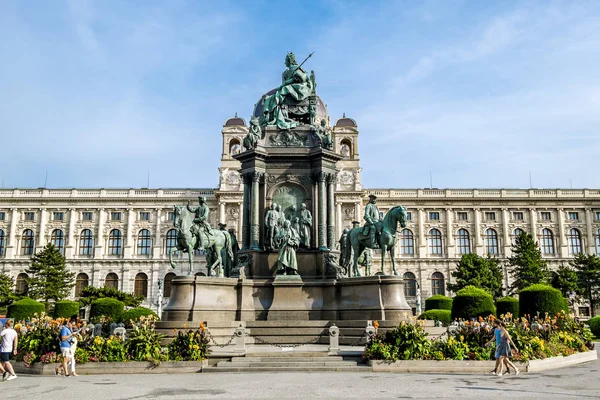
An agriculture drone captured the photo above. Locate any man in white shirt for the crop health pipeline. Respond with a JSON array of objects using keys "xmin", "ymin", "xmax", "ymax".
[{"xmin": 0, "ymin": 319, "xmax": 18, "ymax": 381}]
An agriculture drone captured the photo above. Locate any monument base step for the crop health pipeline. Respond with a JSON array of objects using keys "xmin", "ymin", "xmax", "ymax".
[{"xmin": 210, "ymin": 353, "xmax": 364, "ymax": 372}]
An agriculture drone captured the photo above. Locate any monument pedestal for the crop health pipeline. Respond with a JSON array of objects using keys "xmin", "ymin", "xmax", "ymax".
[{"xmin": 267, "ymin": 275, "xmax": 316, "ymax": 321}]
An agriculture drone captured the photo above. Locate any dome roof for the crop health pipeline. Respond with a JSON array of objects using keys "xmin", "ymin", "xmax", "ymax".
[
  {"xmin": 252, "ymin": 88, "xmax": 328, "ymax": 123},
  {"xmin": 335, "ymin": 116, "xmax": 357, "ymax": 127},
  {"xmin": 224, "ymin": 116, "xmax": 246, "ymax": 127}
]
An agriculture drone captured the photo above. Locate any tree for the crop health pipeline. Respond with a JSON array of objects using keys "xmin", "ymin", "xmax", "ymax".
[
  {"xmin": 447, "ymin": 253, "xmax": 504, "ymax": 298},
  {"xmin": 25, "ymin": 243, "xmax": 75, "ymax": 303},
  {"xmin": 79, "ymin": 286, "xmax": 143, "ymax": 308},
  {"xmin": 550, "ymin": 264, "xmax": 579, "ymax": 299},
  {"xmin": 570, "ymin": 253, "xmax": 600, "ymax": 317},
  {"xmin": 508, "ymin": 232, "xmax": 548, "ymax": 293},
  {"xmin": 0, "ymin": 272, "xmax": 17, "ymax": 307}
]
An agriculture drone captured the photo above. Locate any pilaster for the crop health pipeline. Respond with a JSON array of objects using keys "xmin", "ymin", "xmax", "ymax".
[
  {"xmin": 557, "ymin": 208, "xmax": 568, "ymax": 257},
  {"xmin": 37, "ymin": 208, "xmax": 47, "ymax": 251},
  {"xmin": 501, "ymin": 208, "xmax": 510, "ymax": 257},
  {"xmin": 417, "ymin": 208, "xmax": 426, "ymax": 257},
  {"xmin": 445, "ymin": 208, "xmax": 454, "ymax": 258},
  {"xmin": 153, "ymin": 208, "xmax": 162, "ymax": 258},
  {"xmin": 65, "ymin": 208, "xmax": 77, "ymax": 258},
  {"xmin": 124, "ymin": 208, "xmax": 135, "ymax": 258},
  {"xmin": 473, "ymin": 208, "xmax": 483, "ymax": 255},
  {"xmin": 585, "ymin": 208, "xmax": 595, "ymax": 254},
  {"xmin": 5, "ymin": 208, "xmax": 18, "ymax": 258},
  {"xmin": 95, "ymin": 208, "xmax": 106, "ymax": 259}
]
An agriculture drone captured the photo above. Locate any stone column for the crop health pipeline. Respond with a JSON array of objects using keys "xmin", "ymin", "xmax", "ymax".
[
  {"xmin": 529, "ymin": 208, "xmax": 538, "ymax": 243},
  {"xmin": 153, "ymin": 208, "xmax": 162, "ymax": 258},
  {"xmin": 355, "ymin": 202, "xmax": 362, "ymax": 222},
  {"xmin": 557, "ymin": 208, "xmax": 568, "ymax": 257},
  {"xmin": 417, "ymin": 208, "xmax": 426, "ymax": 257},
  {"xmin": 219, "ymin": 202, "xmax": 226, "ymax": 224},
  {"xmin": 326, "ymin": 173, "xmax": 336, "ymax": 250},
  {"xmin": 237, "ymin": 202, "xmax": 243, "ymax": 241},
  {"xmin": 473, "ymin": 208, "xmax": 482, "ymax": 255},
  {"xmin": 95, "ymin": 208, "xmax": 106, "ymax": 259},
  {"xmin": 124, "ymin": 208, "xmax": 135, "ymax": 257},
  {"xmin": 6, "ymin": 208, "xmax": 18, "ymax": 258},
  {"xmin": 336, "ymin": 202, "xmax": 343, "ymax": 239},
  {"xmin": 501, "ymin": 208, "xmax": 510, "ymax": 257},
  {"xmin": 585, "ymin": 208, "xmax": 595, "ymax": 254},
  {"xmin": 250, "ymin": 172, "xmax": 261, "ymax": 250},
  {"xmin": 241, "ymin": 174, "xmax": 251, "ymax": 250},
  {"xmin": 445, "ymin": 208, "xmax": 454, "ymax": 258},
  {"xmin": 317, "ymin": 173, "xmax": 327, "ymax": 250},
  {"xmin": 37, "ymin": 208, "xmax": 47, "ymax": 251},
  {"xmin": 66, "ymin": 208, "xmax": 77, "ymax": 258}
]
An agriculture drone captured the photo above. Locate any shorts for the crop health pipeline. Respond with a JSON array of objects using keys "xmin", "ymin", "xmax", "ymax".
[
  {"xmin": 0, "ymin": 352, "xmax": 12, "ymax": 362},
  {"xmin": 61, "ymin": 348, "xmax": 72, "ymax": 358}
]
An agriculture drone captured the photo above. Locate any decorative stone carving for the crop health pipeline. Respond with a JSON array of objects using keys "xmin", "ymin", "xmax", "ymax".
[
  {"xmin": 339, "ymin": 171, "xmax": 354, "ymax": 185},
  {"xmin": 225, "ymin": 171, "xmax": 241, "ymax": 186},
  {"xmin": 324, "ymin": 253, "xmax": 346, "ymax": 279},
  {"xmin": 268, "ymin": 130, "xmax": 309, "ymax": 147}
]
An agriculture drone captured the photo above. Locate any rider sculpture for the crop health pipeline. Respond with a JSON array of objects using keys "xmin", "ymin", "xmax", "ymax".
[
  {"xmin": 363, "ymin": 194, "xmax": 381, "ymax": 248},
  {"xmin": 187, "ymin": 196, "xmax": 213, "ymax": 245}
]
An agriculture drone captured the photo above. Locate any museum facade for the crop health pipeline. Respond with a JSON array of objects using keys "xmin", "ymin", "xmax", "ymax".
[{"xmin": 1, "ymin": 115, "xmax": 599, "ymax": 315}]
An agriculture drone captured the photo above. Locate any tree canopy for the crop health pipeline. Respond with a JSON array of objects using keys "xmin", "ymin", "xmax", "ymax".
[
  {"xmin": 447, "ymin": 253, "xmax": 504, "ymax": 298},
  {"xmin": 570, "ymin": 253, "xmax": 600, "ymax": 317},
  {"xmin": 25, "ymin": 243, "xmax": 75, "ymax": 303},
  {"xmin": 508, "ymin": 232, "xmax": 548, "ymax": 293},
  {"xmin": 0, "ymin": 272, "xmax": 17, "ymax": 307}
]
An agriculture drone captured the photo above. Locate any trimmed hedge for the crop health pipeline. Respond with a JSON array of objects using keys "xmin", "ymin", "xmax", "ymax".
[
  {"xmin": 7, "ymin": 298, "xmax": 45, "ymax": 321},
  {"xmin": 121, "ymin": 307, "xmax": 158, "ymax": 326},
  {"xmin": 425, "ymin": 295, "xmax": 453, "ymax": 311},
  {"xmin": 589, "ymin": 316, "xmax": 600, "ymax": 338},
  {"xmin": 451, "ymin": 286, "xmax": 496, "ymax": 320},
  {"xmin": 519, "ymin": 284, "xmax": 569, "ymax": 318},
  {"xmin": 90, "ymin": 298, "xmax": 124, "ymax": 321},
  {"xmin": 419, "ymin": 309, "xmax": 452, "ymax": 325},
  {"xmin": 53, "ymin": 300, "xmax": 81, "ymax": 319},
  {"xmin": 496, "ymin": 296, "xmax": 519, "ymax": 317}
]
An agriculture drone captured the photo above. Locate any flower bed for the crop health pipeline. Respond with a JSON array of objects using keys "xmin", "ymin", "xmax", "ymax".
[
  {"xmin": 365, "ymin": 312, "xmax": 594, "ymax": 363},
  {"xmin": 13, "ymin": 314, "xmax": 211, "ymax": 367}
]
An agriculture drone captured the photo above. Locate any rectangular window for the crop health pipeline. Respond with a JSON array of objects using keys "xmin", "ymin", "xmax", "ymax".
[
  {"xmin": 110, "ymin": 212, "xmax": 122, "ymax": 221},
  {"xmin": 513, "ymin": 212, "xmax": 524, "ymax": 221},
  {"xmin": 168, "ymin": 212, "xmax": 175, "ymax": 221},
  {"xmin": 53, "ymin": 212, "xmax": 64, "ymax": 221},
  {"xmin": 139, "ymin": 212, "xmax": 151, "ymax": 221},
  {"xmin": 24, "ymin": 212, "xmax": 35, "ymax": 221},
  {"xmin": 540, "ymin": 212, "xmax": 551, "ymax": 221},
  {"xmin": 568, "ymin": 212, "xmax": 579, "ymax": 221},
  {"xmin": 0, "ymin": 212, "xmax": 5, "ymax": 221},
  {"xmin": 595, "ymin": 211, "xmax": 600, "ymax": 221},
  {"xmin": 457, "ymin": 212, "xmax": 468, "ymax": 221},
  {"xmin": 429, "ymin": 212, "xmax": 440, "ymax": 221},
  {"xmin": 484, "ymin": 212, "xmax": 496, "ymax": 221},
  {"xmin": 406, "ymin": 212, "xmax": 412, "ymax": 221},
  {"xmin": 82, "ymin": 212, "xmax": 93, "ymax": 221}
]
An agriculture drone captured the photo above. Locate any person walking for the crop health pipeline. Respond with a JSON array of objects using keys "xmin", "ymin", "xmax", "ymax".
[
  {"xmin": 485, "ymin": 319, "xmax": 503, "ymax": 375},
  {"xmin": 57, "ymin": 320, "xmax": 74, "ymax": 377},
  {"xmin": 496, "ymin": 322, "xmax": 520, "ymax": 376},
  {"xmin": 0, "ymin": 319, "xmax": 18, "ymax": 381}
]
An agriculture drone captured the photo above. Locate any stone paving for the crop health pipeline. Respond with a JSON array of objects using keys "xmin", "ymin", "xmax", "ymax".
[{"xmin": 1, "ymin": 348, "xmax": 599, "ymax": 399}]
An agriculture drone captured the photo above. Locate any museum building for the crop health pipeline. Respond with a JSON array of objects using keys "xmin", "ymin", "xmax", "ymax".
[{"xmin": 1, "ymin": 114, "xmax": 599, "ymax": 315}]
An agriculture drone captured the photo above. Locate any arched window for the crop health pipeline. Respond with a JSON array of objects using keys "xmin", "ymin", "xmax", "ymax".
[
  {"xmin": 51, "ymin": 229, "xmax": 65, "ymax": 254},
  {"xmin": 75, "ymin": 273, "xmax": 89, "ymax": 297},
  {"xmin": 15, "ymin": 273, "xmax": 29, "ymax": 295},
  {"xmin": 0, "ymin": 229, "xmax": 5, "ymax": 257},
  {"xmin": 403, "ymin": 272, "xmax": 417, "ymax": 297},
  {"xmin": 596, "ymin": 229, "xmax": 600, "ymax": 255},
  {"xmin": 431, "ymin": 272, "xmax": 445, "ymax": 296},
  {"xmin": 21, "ymin": 229, "xmax": 35, "ymax": 255},
  {"xmin": 428, "ymin": 229, "xmax": 442, "ymax": 255},
  {"xmin": 79, "ymin": 229, "xmax": 94, "ymax": 256},
  {"xmin": 485, "ymin": 228, "xmax": 499, "ymax": 255},
  {"xmin": 339, "ymin": 139, "xmax": 352, "ymax": 159},
  {"xmin": 137, "ymin": 229, "xmax": 152, "ymax": 255},
  {"xmin": 108, "ymin": 229, "xmax": 122, "ymax": 256},
  {"xmin": 165, "ymin": 229, "xmax": 178, "ymax": 254},
  {"xmin": 541, "ymin": 228, "xmax": 555, "ymax": 255},
  {"xmin": 104, "ymin": 272, "xmax": 119, "ymax": 289},
  {"xmin": 456, "ymin": 229, "xmax": 470, "ymax": 255},
  {"xmin": 163, "ymin": 272, "xmax": 176, "ymax": 297},
  {"xmin": 511, "ymin": 228, "xmax": 525, "ymax": 246},
  {"xmin": 399, "ymin": 229, "xmax": 414, "ymax": 255},
  {"xmin": 568, "ymin": 228, "xmax": 582, "ymax": 255},
  {"xmin": 134, "ymin": 272, "xmax": 148, "ymax": 297},
  {"xmin": 230, "ymin": 139, "xmax": 241, "ymax": 155}
]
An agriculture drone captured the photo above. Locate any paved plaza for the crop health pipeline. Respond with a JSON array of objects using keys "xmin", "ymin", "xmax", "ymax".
[{"xmin": 1, "ymin": 348, "xmax": 598, "ymax": 400}]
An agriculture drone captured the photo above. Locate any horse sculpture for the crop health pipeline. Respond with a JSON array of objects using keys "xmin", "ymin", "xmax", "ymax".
[
  {"xmin": 344, "ymin": 205, "xmax": 408, "ymax": 277},
  {"xmin": 169, "ymin": 205, "xmax": 233, "ymax": 277}
]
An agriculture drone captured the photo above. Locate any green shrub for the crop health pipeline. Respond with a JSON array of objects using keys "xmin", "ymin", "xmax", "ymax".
[
  {"xmin": 89, "ymin": 298, "xmax": 124, "ymax": 322},
  {"xmin": 53, "ymin": 300, "xmax": 81, "ymax": 319},
  {"xmin": 519, "ymin": 284, "xmax": 569, "ymax": 318},
  {"xmin": 7, "ymin": 298, "xmax": 45, "ymax": 321},
  {"xmin": 425, "ymin": 295, "xmax": 453, "ymax": 311},
  {"xmin": 364, "ymin": 322, "xmax": 431, "ymax": 361},
  {"xmin": 419, "ymin": 309, "xmax": 452, "ymax": 325},
  {"xmin": 121, "ymin": 307, "xmax": 158, "ymax": 327},
  {"xmin": 496, "ymin": 296, "xmax": 519, "ymax": 317},
  {"xmin": 451, "ymin": 286, "xmax": 496, "ymax": 320},
  {"xmin": 587, "ymin": 316, "xmax": 600, "ymax": 338}
]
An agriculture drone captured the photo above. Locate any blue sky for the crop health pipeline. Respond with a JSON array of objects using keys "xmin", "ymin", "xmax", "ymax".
[{"xmin": 1, "ymin": 0, "xmax": 599, "ymax": 189}]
